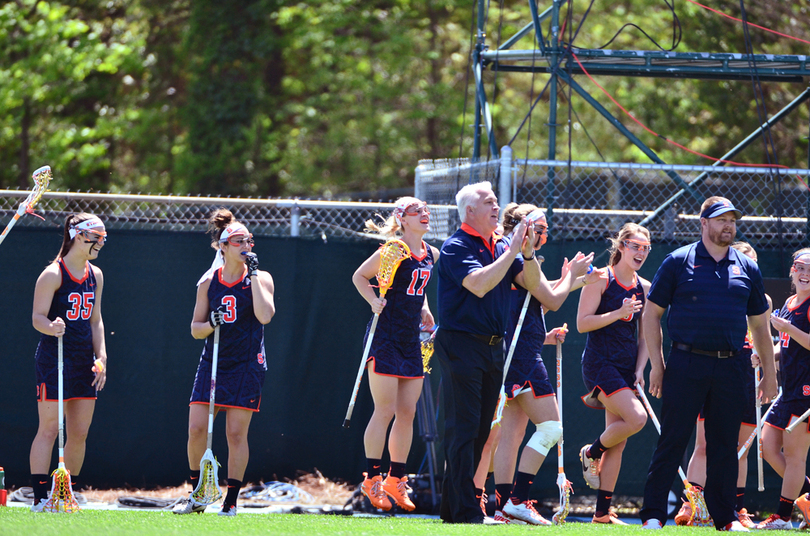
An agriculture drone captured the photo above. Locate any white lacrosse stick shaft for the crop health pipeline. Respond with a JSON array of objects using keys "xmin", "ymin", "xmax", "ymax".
[
  {"xmin": 206, "ymin": 326, "xmax": 220, "ymax": 449},
  {"xmin": 739, "ymin": 389, "xmax": 781, "ymax": 458},
  {"xmin": 57, "ymin": 335, "xmax": 66, "ymax": 469},
  {"xmin": 492, "ymin": 291, "xmax": 532, "ymax": 427},
  {"xmin": 636, "ymin": 385, "xmax": 690, "ymax": 484},
  {"xmin": 786, "ymin": 407, "xmax": 810, "ymax": 433},
  {"xmin": 754, "ymin": 366, "xmax": 764, "ymax": 491},
  {"xmin": 344, "ymin": 313, "xmax": 379, "ymax": 428},
  {"xmin": 552, "ymin": 336, "xmax": 570, "ymax": 524}
]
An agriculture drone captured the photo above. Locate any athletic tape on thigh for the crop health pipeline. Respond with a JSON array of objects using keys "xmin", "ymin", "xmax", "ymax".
[{"xmin": 526, "ymin": 420, "xmax": 562, "ymax": 456}]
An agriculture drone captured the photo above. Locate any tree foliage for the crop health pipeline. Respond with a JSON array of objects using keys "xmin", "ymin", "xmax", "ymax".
[{"xmin": 0, "ymin": 0, "xmax": 807, "ymax": 198}]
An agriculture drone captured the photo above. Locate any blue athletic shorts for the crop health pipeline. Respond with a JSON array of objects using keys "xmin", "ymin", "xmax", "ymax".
[
  {"xmin": 366, "ymin": 336, "xmax": 424, "ymax": 379},
  {"xmin": 190, "ymin": 358, "xmax": 265, "ymax": 411},
  {"xmin": 581, "ymin": 359, "xmax": 636, "ymax": 409},
  {"xmin": 504, "ymin": 357, "xmax": 554, "ymax": 400},
  {"xmin": 765, "ymin": 397, "xmax": 810, "ymax": 433},
  {"xmin": 36, "ymin": 358, "xmax": 97, "ymax": 401}
]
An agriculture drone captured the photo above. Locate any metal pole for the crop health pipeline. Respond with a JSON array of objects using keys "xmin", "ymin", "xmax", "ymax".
[{"xmin": 499, "ymin": 145, "xmax": 513, "ymax": 210}]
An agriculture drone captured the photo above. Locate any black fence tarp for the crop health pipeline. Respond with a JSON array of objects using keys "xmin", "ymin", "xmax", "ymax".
[{"xmin": 0, "ymin": 226, "xmax": 796, "ymax": 510}]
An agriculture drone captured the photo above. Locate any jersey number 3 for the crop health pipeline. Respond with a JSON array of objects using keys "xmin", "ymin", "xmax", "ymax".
[
  {"xmin": 407, "ymin": 269, "xmax": 431, "ymax": 296},
  {"xmin": 66, "ymin": 292, "xmax": 94, "ymax": 321},
  {"xmin": 221, "ymin": 295, "xmax": 237, "ymax": 323}
]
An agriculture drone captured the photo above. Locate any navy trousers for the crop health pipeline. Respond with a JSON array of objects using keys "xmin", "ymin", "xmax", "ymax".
[
  {"xmin": 435, "ymin": 329, "xmax": 503, "ymax": 523},
  {"xmin": 640, "ymin": 348, "xmax": 748, "ymax": 527}
]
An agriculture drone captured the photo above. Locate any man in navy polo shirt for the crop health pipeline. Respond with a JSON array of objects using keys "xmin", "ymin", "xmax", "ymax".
[
  {"xmin": 639, "ymin": 196, "xmax": 778, "ymax": 531},
  {"xmin": 434, "ymin": 181, "xmax": 540, "ymax": 524}
]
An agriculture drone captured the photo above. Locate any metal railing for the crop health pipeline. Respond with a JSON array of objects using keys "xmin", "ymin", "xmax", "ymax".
[{"xmin": 0, "ymin": 190, "xmax": 456, "ymax": 243}]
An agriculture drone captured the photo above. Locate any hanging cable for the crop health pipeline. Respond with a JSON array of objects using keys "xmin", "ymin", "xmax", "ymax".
[{"xmin": 595, "ymin": 0, "xmax": 681, "ymax": 51}]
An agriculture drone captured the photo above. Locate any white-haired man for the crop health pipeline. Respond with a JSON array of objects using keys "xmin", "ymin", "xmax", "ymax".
[{"xmin": 434, "ymin": 181, "xmax": 540, "ymax": 524}]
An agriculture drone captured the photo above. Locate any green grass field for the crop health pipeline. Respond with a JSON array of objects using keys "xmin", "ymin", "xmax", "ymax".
[{"xmin": 0, "ymin": 509, "xmax": 724, "ymax": 536}]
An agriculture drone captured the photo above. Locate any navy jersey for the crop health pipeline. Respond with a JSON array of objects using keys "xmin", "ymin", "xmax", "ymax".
[
  {"xmin": 506, "ymin": 285, "xmax": 546, "ymax": 362},
  {"xmin": 201, "ymin": 268, "xmax": 267, "ymax": 372},
  {"xmin": 35, "ymin": 259, "xmax": 97, "ymax": 367},
  {"xmin": 373, "ymin": 243, "xmax": 435, "ymax": 344},
  {"xmin": 582, "ymin": 267, "xmax": 644, "ymax": 369},
  {"xmin": 775, "ymin": 295, "xmax": 810, "ymax": 402}
]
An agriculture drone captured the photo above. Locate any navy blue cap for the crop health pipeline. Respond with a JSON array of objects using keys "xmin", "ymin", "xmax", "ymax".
[{"xmin": 700, "ymin": 200, "xmax": 742, "ymax": 220}]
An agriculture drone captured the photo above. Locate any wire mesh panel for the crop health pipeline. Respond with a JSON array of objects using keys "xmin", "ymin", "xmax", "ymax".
[
  {"xmin": 0, "ymin": 191, "xmax": 456, "ymax": 243},
  {"xmin": 416, "ymin": 157, "xmax": 810, "ymax": 248}
]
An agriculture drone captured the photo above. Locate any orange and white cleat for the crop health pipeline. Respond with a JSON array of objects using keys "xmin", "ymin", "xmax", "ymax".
[
  {"xmin": 382, "ymin": 475, "xmax": 416, "ymax": 511},
  {"xmin": 503, "ymin": 498, "xmax": 551, "ymax": 525},
  {"xmin": 361, "ymin": 473, "xmax": 392, "ymax": 511},
  {"xmin": 675, "ymin": 501, "xmax": 693, "ymax": 526}
]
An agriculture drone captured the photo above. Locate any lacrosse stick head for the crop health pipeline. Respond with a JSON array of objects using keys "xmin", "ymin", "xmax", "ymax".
[
  {"xmin": 552, "ymin": 475, "xmax": 573, "ymax": 525},
  {"xmin": 685, "ymin": 484, "xmax": 713, "ymax": 527},
  {"xmin": 191, "ymin": 451, "xmax": 223, "ymax": 505},
  {"xmin": 25, "ymin": 166, "xmax": 51, "ymax": 214},
  {"xmin": 376, "ymin": 239, "xmax": 411, "ymax": 296},
  {"xmin": 42, "ymin": 466, "xmax": 80, "ymax": 513},
  {"xmin": 420, "ymin": 329, "xmax": 436, "ymax": 373}
]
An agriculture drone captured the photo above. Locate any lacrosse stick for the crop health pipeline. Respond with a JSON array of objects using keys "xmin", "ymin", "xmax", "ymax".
[
  {"xmin": 421, "ymin": 327, "xmax": 437, "ymax": 374},
  {"xmin": 553, "ymin": 324, "xmax": 573, "ymax": 525},
  {"xmin": 739, "ymin": 389, "xmax": 781, "ymax": 458},
  {"xmin": 43, "ymin": 336, "xmax": 80, "ymax": 513},
  {"xmin": 0, "ymin": 165, "xmax": 51, "ymax": 247},
  {"xmin": 754, "ymin": 366, "xmax": 764, "ymax": 491},
  {"xmin": 343, "ymin": 239, "xmax": 411, "ymax": 428},
  {"xmin": 492, "ymin": 290, "xmax": 532, "ymax": 428},
  {"xmin": 786, "ymin": 406, "xmax": 810, "ymax": 433},
  {"xmin": 191, "ymin": 325, "xmax": 223, "ymax": 505},
  {"xmin": 636, "ymin": 385, "xmax": 712, "ymax": 526}
]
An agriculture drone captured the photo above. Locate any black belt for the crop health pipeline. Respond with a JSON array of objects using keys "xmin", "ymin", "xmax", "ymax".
[
  {"xmin": 672, "ymin": 342, "xmax": 736, "ymax": 358},
  {"xmin": 470, "ymin": 333, "xmax": 504, "ymax": 346}
]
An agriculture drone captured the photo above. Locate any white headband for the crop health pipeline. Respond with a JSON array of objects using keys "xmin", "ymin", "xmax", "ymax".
[
  {"xmin": 220, "ymin": 223, "xmax": 249, "ymax": 242},
  {"xmin": 69, "ymin": 217, "xmax": 105, "ymax": 239}
]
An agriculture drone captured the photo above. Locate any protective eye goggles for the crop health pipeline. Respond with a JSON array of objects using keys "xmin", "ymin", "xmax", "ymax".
[
  {"xmin": 623, "ymin": 240, "xmax": 651, "ymax": 253},
  {"xmin": 227, "ymin": 234, "xmax": 254, "ymax": 247},
  {"xmin": 792, "ymin": 262, "xmax": 810, "ymax": 274},
  {"xmin": 81, "ymin": 229, "xmax": 108, "ymax": 242},
  {"xmin": 402, "ymin": 203, "xmax": 430, "ymax": 216},
  {"xmin": 534, "ymin": 224, "xmax": 548, "ymax": 235}
]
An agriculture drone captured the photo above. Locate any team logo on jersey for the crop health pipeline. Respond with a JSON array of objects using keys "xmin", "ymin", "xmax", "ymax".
[
  {"xmin": 257, "ymin": 353, "xmax": 264, "ymax": 364},
  {"xmin": 732, "ymin": 266, "xmax": 741, "ymax": 275}
]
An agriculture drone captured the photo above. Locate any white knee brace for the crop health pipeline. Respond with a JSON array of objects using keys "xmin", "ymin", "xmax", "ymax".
[{"xmin": 525, "ymin": 420, "xmax": 563, "ymax": 456}]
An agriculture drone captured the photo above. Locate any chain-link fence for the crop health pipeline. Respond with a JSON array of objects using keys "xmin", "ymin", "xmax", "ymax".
[
  {"xmin": 0, "ymin": 190, "xmax": 456, "ymax": 243},
  {"xmin": 416, "ymin": 152, "xmax": 810, "ymax": 248}
]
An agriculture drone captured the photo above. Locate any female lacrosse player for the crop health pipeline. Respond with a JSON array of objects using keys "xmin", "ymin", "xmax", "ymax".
[
  {"xmin": 352, "ymin": 197, "xmax": 439, "ymax": 512},
  {"xmin": 576, "ymin": 222, "xmax": 652, "ymax": 524},
  {"xmin": 756, "ymin": 248, "xmax": 810, "ymax": 530},
  {"xmin": 29, "ymin": 213, "xmax": 109, "ymax": 511},
  {"xmin": 491, "ymin": 203, "xmax": 596, "ymax": 525},
  {"xmin": 174, "ymin": 209, "xmax": 275, "ymax": 516},
  {"xmin": 675, "ymin": 242, "xmax": 770, "ymax": 528}
]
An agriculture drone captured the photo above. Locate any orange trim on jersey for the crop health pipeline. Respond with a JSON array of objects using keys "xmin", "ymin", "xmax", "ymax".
[
  {"xmin": 461, "ymin": 223, "xmax": 498, "ymax": 257},
  {"xmin": 609, "ymin": 266, "xmax": 638, "ymax": 292},
  {"xmin": 786, "ymin": 293, "xmax": 810, "ymax": 313},
  {"xmin": 410, "ymin": 240, "xmax": 429, "ymax": 262},
  {"xmin": 189, "ymin": 400, "xmax": 261, "ymax": 413},
  {"xmin": 60, "ymin": 259, "xmax": 90, "ymax": 284},
  {"xmin": 216, "ymin": 266, "xmax": 248, "ymax": 288}
]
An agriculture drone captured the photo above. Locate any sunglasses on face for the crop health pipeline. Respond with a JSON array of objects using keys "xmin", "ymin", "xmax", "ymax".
[
  {"xmin": 227, "ymin": 235, "xmax": 255, "ymax": 247},
  {"xmin": 403, "ymin": 203, "xmax": 430, "ymax": 216},
  {"xmin": 623, "ymin": 240, "xmax": 651, "ymax": 253}
]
